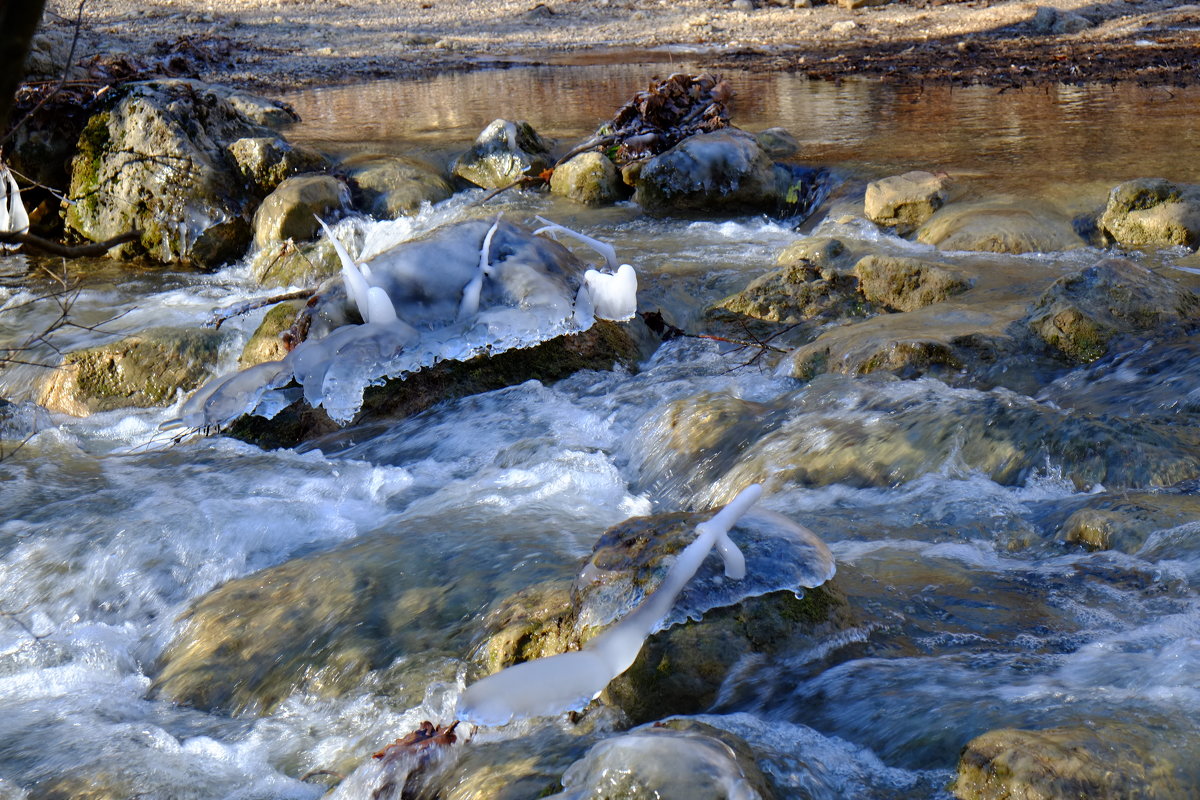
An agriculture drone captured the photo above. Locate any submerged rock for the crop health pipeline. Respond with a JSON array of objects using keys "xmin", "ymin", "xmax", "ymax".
[
  {"xmin": 65, "ymin": 79, "xmax": 297, "ymax": 267},
  {"xmin": 475, "ymin": 509, "xmax": 841, "ymax": 725},
  {"xmin": 152, "ymin": 533, "xmax": 478, "ymax": 714},
  {"xmin": 754, "ymin": 126, "xmax": 799, "ymax": 159},
  {"xmin": 953, "ymin": 724, "xmax": 1191, "ymax": 800},
  {"xmin": 252, "ymin": 174, "xmax": 349, "ymax": 249},
  {"xmin": 634, "ymin": 376, "xmax": 1200, "ymax": 506},
  {"xmin": 864, "ymin": 170, "xmax": 948, "ymax": 235},
  {"xmin": 633, "ymin": 128, "xmax": 781, "ymax": 215},
  {"xmin": 550, "ymin": 151, "xmax": 626, "ymax": 207},
  {"xmin": 916, "ymin": 200, "xmax": 1084, "ymax": 254},
  {"xmin": 1098, "ymin": 177, "xmax": 1200, "ymax": 250},
  {"xmin": 341, "ymin": 154, "xmax": 453, "ymax": 218},
  {"xmin": 37, "ymin": 327, "xmax": 229, "ymax": 416},
  {"xmin": 1051, "ymin": 491, "xmax": 1200, "ymax": 553},
  {"xmin": 1024, "ymin": 257, "xmax": 1200, "ymax": 363},
  {"xmin": 547, "ymin": 720, "xmax": 777, "ymax": 800},
  {"xmin": 452, "ymin": 119, "xmax": 552, "ymax": 190}
]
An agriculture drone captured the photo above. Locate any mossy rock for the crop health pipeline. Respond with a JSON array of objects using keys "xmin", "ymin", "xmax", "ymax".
[
  {"xmin": 252, "ymin": 174, "xmax": 347, "ymax": 249},
  {"xmin": 1024, "ymin": 257, "xmax": 1200, "ymax": 364},
  {"xmin": 917, "ymin": 201, "xmax": 1084, "ymax": 254},
  {"xmin": 452, "ymin": 119, "xmax": 552, "ymax": 190},
  {"xmin": 852, "ymin": 254, "xmax": 971, "ymax": 312},
  {"xmin": 1099, "ymin": 178, "xmax": 1200, "ymax": 250},
  {"xmin": 227, "ymin": 319, "xmax": 644, "ymax": 449},
  {"xmin": 954, "ymin": 724, "xmax": 1191, "ymax": 800},
  {"xmin": 341, "ymin": 154, "xmax": 453, "ymax": 218},
  {"xmin": 776, "ymin": 236, "xmax": 852, "ymax": 271},
  {"xmin": 227, "ymin": 136, "xmax": 329, "ymax": 195},
  {"xmin": 238, "ymin": 300, "xmax": 305, "ymax": 369},
  {"xmin": 37, "ymin": 327, "xmax": 229, "ymax": 416},
  {"xmin": 249, "ymin": 237, "xmax": 341, "ymax": 288},
  {"xmin": 707, "ymin": 259, "xmax": 869, "ymax": 328},
  {"xmin": 549, "ymin": 151, "xmax": 626, "ymax": 207}
]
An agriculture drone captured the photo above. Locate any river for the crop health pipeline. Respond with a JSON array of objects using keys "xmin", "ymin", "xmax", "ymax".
[{"xmin": 2, "ymin": 63, "xmax": 1200, "ymax": 799}]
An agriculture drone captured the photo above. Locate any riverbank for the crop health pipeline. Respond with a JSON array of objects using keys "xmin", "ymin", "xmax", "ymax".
[{"xmin": 39, "ymin": 0, "xmax": 1200, "ymax": 90}]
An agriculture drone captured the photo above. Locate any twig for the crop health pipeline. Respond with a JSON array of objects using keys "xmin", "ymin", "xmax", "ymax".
[
  {"xmin": 552, "ymin": 134, "xmax": 617, "ymax": 168},
  {"xmin": 207, "ymin": 289, "xmax": 315, "ymax": 330},
  {"xmin": 0, "ymin": 229, "xmax": 140, "ymax": 256}
]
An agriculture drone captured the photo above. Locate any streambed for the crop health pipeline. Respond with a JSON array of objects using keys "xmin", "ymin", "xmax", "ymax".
[{"xmin": 3, "ymin": 66, "xmax": 1200, "ymax": 799}]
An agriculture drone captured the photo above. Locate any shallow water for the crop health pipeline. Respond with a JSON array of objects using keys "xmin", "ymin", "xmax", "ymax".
[{"xmin": 3, "ymin": 66, "xmax": 1200, "ymax": 799}]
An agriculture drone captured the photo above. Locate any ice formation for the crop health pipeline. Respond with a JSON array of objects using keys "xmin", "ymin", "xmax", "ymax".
[
  {"xmin": 169, "ymin": 216, "xmax": 639, "ymax": 429},
  {"xmin": 0, "ymin": 166, "xmax": 29, "ymax": 236},
  {"xmin": 457, "ymin": 484, "xmax": 764, "ymax": 726}
]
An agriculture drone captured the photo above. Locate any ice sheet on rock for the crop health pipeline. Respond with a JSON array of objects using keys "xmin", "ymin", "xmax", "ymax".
[
  {"xmin": 574, "ymin": 508, "xmax": 837, "ymax": 633},
  {"xmin": 176, "ymin": 215, "xmax": 639, "ymax": 428}
]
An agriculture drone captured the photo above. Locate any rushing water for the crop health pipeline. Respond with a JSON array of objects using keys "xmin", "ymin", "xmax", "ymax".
[{"xmin": 4, "ymin": 65, "xmax": 1200, "ymax": 799}]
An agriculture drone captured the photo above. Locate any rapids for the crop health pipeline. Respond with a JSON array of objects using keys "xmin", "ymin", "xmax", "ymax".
[{"xmin": 4, "ymin": 65, "xmax": 1200, "ymax": 798}]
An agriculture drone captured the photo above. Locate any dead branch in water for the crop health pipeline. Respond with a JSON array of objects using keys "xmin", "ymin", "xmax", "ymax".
[
  {"xmin": 0, "ymin": 228, "xmax": 140, "ymax": 257},
  {"xmin": 207, "ymin": 289, "xmax": 317, "ymax": 330}
]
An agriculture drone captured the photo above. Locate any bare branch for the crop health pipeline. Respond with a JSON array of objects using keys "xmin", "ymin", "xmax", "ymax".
[{"xmin": 0, "ymin": 229, "xmax": 140, "ymax": 256}]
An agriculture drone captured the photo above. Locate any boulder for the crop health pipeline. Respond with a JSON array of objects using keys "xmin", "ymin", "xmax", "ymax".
[
  {"xmin": 152, "ymin": 532, "xmax": 481, "ymax": 714},
  {"xmin": 1098, "ymin": 178, "xmax": 1200, "ymax": 250},
  {"xmin": 916, "ymin": 201, "xmax": 1084, "ymax": 254},
  {"xmin": 1053, "ymin": 491, "xmax": 1200, "ymax": 553},
  {"xmin": 226, "ymin": 320, "xmax": 644, "ymax": 449},
  {"xmin": 776, "ymin": 237, "xmax": 852, "ymax": 271},
  {"xmin": 238, "ymin": 300, "xmax": 305, "ymax": 369},
  {"xmin": 707, "ymin": 259, "xmax": 867, "ymax": 326},
  {"xmin": 249, "ymin": 237, "xmax": 341, "ymax": 288},
  {"xmin": 37, "ymin": 327, "xmax": 229, "ymax": 416},
  {"xmin": 65, "ymin": 79, "xmax": 297, "ymax": 267},
  {"xmin": 851, "ymin": 254, "xmax": 971, "ymax": 312},
  {"xmin": 340, "ymin": 154, "xmax": 453, "ymax": 218},
  {"xmin": 475, "ymin": 510, "xmax": 843, "ymax": 725},
  {"xmin": 633, "ymin": 128, "xmax": 781, "ymax": 215},
  {"xmin": 452, "ymin": 119, "xmax": 552, "ymax": 190},
  {"xmin": 864, "ymin": 170, "xmax": 948, "ymax": 235},
  {"xmin": 252, "ymin": 174, "xmax": 348, "ymax": 250},
  {"xmin": 954, "ymin": 725, "xmax": 1190, "ymax": 800},
  {"xmin": 1024, "ymin": 258, "xmax": 1200, "ymax": 363},
  {"xmin": 549, "ymin": 151, "xmax": 625, "ymax": 207},
  {"xmin": 227, "ymin": 136, "xmax": 329, "ymax": 195}
]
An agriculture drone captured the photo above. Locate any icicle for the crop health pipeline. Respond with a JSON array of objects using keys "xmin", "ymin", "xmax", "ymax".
[
  {"xmin": 458, "ymin": 214, "xmax": 501, "ymax": 322},
  {"xmin": 458, "ymin": 484, "xmax": 763, "ymax": 726},
  {"xmin": 533, "ymin": 216, "xmax": 618, "ymax": 270},
  {"xmin": 583, "ymin": 263, "xmax": 638, "ymax": 321},
  {"xmin": 366, "ymin": 286, "xmax": 398, "ymax": 325},
  {"xmin": 0, "ymin": 166, "xmax": 29, "ymax": 235},
  {"xmin": 316, "ymin": 216, "xmax": 371, "ymax": 317}
]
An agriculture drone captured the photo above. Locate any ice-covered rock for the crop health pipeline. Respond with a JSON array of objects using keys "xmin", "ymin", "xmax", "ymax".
[{"xmin": 173, "ymin": 216, "xmax": 640, "ymax": 430}]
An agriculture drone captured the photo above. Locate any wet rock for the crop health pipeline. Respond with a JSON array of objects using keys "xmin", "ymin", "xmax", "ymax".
[
  {"xmin": 340, "ymin": 154, "xmax": 453, "ymax": 218},
  {"xmin": 227, "ymin": 320, "xmax": 643, "ymax": 449},
  {"xmin": 776, "ymin": 237, "xmax": 852, "ymax": 271},
  {"xmin": 549, "ymin": 151, "xmax": 625, "ymax": 207},
  {"xmin": 953, "ymin": 724, "xmax": 1189, "ymax": 800},
  {"xmin": 249, "ymin": 237, "xmax": 341, "ymax": 288},
  {"xmin": 1029, "ymin": 6, "xmax": 1092, "ymax": 35},
  {"xmin": 227, "ymin": 136, "xmax": 329, "ymax": 195},
  {"xmin": 917, "ymin": 201, "xmax": 1084, "ymax": 253},
  {"xmin": 1053, "ymin": 491, "xmax": 1200, "ymax": 553},
  {"xmin": 452, "ymin": 119, "xmax": 552, "ymax": 190},
  {"xmin": 707, "ymin": 259, "xmax": 867, "ymax": 327},
  {"xmin": 1098, "ymin": 178, "xmax": 1200, "ymax": 250},
  {"xmin": 754, "ymin": 127, "xmax": 799, "ymax": 159},
  {"xmin": 633, "ymin": 129, "xmax": 781, "ymax": 215},
  {"xmin": 1024, "ymin": 258, "xmax": 1200, "ymax": 363},
  {"xmin": 37, "ymin": 327, "xmax": 229, "ymax": 416},
  {"xmin": 547, "ymin": 720, "xmax": 778, "ymax": 800},
  {"xmin": 475, "ymin": 510, "xmax": 843, "ymax": 725},
  {"xmin": 851, "ymin": 254, "xmax": 971, "ymax": 312},
  {"xmin": 864, "ymin": 170, "xmax": 948, "ymax": 235},
  {"xmin": 152, "ymin": 533, "xmax": 476, "ymax": 714},
  {"xmin": 21, "ymin": 30, "xmax": 84, "ymax": 80},
  {"xmin": 252, "ymin": 174, "xmax": 348, "ymax": 250},
  {"xmin": 635, "ymin": 376, "xmax": 1200, "ymax": 504},
  {"xmin": 238, "ymin": 300, "xmax": 305, "ymax": 368},
  {"xmin": 65, "ymin": 79, "xmax": 297, "ymax": 267}
]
